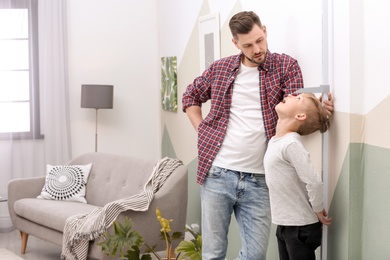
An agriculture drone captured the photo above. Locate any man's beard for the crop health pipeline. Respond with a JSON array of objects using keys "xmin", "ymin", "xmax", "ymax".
[{"xmin": 244, "ymin": 53, "xmax": 265, "ymax": 65}]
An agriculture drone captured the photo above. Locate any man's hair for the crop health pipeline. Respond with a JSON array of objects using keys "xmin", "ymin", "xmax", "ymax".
[
  {"xmin": 298, "ymin": 94, "xmax": 330, "ymax": 135},
  {"xmin": 229, "ymin": 11, "xmax": 262, "ymax": 39}
]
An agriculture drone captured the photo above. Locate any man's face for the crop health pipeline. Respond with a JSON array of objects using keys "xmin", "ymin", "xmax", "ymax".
[{"xmin": 232, "ymin": 24, "xmax": 268, "ymax": 67}]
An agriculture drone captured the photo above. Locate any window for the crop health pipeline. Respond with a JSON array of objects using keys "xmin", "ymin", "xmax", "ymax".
[{"xmin": 0, "ymin": 0, "xmax": 41, "ymax": 139}]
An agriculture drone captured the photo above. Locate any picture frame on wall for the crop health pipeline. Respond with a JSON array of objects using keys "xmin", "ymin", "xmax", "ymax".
[{"xmin": 198, "ymin": 13, "xmax": 220, "ymax": 74}]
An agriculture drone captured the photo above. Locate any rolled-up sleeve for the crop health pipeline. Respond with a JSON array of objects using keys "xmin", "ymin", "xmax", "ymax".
[{"xmin": 182, "ymin": 68, "xmax": 214, "ymax": 112}]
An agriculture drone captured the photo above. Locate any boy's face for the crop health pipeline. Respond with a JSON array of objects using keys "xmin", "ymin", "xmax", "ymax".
[
  {"xmin": 232, "ymin": 24, "xmax": 268, "ymax": 67},
  {"xmin": 276, "ymin": 94, "xmax": 311, "ymax": 119}
]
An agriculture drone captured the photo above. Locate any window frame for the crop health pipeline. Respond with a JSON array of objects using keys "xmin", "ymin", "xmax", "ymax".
[{"xmin": 0, "ymin": 0, "xmax": 43, "ymax": 140}]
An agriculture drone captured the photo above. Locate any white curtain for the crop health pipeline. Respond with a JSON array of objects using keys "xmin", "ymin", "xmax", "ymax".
[
  {"xmin": 0, "ymin": 0, "xmax": 71, "ymax": 229},
  {"xmin": 38, "ymin": 0, "xmax": 72, "ymax": 163}
]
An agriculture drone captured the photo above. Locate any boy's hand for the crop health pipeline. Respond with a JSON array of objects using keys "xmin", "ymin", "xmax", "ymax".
[{"xmin": 316, "ymin": 209, "xmax": 332, "ymax": 226}]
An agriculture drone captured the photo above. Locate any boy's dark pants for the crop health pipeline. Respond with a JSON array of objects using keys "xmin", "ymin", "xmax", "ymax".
[{"xmin": 276, "ymin": 221, "xmax": 322, "ymax": 260}]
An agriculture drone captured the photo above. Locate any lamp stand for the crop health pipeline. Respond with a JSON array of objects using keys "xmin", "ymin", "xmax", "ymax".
[
  {"xmin": 95, "ymin": 108, "xmax": 98, "ymax": 152},
  {"xmin": 81, "ymin": 84, "xmax": 114, "ymax": 152}
]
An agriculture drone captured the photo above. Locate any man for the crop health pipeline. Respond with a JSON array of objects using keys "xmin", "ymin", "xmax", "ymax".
[{"xmin": 182, "ymin": 11, "xmax": 333, "ymax": 260}]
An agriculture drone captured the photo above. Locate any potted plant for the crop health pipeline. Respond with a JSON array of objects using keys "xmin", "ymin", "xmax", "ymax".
[
  {"xmin": 146, "ymin": 208, "xmax": 183, "ymax": 259},
  {"xmin": 98, "ymin": 216, "xmax": 148, "ymax": 260},
  {"xmin": 98, "ymin": 208, "xmax": 202, "ymax": 260}
]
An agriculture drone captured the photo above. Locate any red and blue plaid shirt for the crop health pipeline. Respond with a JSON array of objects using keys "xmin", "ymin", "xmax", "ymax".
[{"xmin": 182, "ymin": 50, "xmax": 303, "ymax": 184}]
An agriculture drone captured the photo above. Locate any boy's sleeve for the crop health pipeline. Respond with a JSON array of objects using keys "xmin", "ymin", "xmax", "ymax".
[{"xmin": 286, "ymin": 141, "xmax": 324, "ymax": 213}]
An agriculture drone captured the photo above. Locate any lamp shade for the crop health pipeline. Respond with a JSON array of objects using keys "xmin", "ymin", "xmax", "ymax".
[{"xmin": 81, "ymin": 84, "xmax": 114, "ymax": 109}]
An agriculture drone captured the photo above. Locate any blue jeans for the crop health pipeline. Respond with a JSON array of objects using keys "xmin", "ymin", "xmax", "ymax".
[{"xmin": 201, "ymin": 166, "xmax": 271, "ymax": 260}]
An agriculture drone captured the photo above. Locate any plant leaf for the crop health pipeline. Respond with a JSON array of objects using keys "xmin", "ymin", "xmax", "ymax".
[
  {"xmin": 140, "ymin": 254, "xmax": 153, "ymax": 260},
  {"xmin": 171, "ymin": 231, "xmax": 183, "ymax": 241},
  {"xmin": 175, "ymin": 240, "xmax": 202, "ymax": 260},
  {"xmin": 98, "ymin": 217, "xmax": 144, "ymax": 258}
]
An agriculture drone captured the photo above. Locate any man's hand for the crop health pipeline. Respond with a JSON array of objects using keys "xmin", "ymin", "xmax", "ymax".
[
  {"xmin": 316, "ymin": 209, "xmax": 332, "ymax": 226},
  {"xmin": 320, "ymin": 92, "xmax": 334, "ymax": 118},
  {"xmin": 185, "ymin": 106, "xmax": 203, "ymax": 133}
]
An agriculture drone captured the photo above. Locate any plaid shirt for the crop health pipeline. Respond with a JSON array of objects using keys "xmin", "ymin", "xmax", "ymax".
[{"xmin": 182, "ymin": 50, "xmax": 303, "ymax": 184}]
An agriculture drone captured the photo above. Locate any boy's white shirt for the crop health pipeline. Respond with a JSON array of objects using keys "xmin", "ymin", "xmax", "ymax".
[{"xmin": 264, "ymin": 132, "xmax": 323, "ymax": 226}]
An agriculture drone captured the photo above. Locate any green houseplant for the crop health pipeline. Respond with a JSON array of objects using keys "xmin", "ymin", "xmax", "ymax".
[
  {"xmin": 98, "ymin": 216, "xmax": 149, "ymax": 260},
  {"xmin": 175, "ymin": 226, "xmax": 202, "ymax": 260},
  {"xmin": 99, "ymin": 208, "xmax": 202, "ymax": 260}
]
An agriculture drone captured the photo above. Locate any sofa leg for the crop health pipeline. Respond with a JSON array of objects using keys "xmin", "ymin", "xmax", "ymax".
[{"xmin": 20, "ymin": 231, "xmax": 29, "ymax": 254}]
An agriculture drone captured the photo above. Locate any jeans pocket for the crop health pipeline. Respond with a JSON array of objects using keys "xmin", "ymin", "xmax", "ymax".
[
  {"xmin": 297, "ymin": 222, "xmax": 322, "ymax": 250},
  {"xmin": 252, "ymin": 174, "xmax": 268, "ymax": 188},
  {"xmin": 206, "ymin": 166, "xmax": 223, "ymax": 179}
]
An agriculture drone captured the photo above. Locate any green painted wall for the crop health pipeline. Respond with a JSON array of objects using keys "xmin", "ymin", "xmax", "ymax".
[
  {"xmin": 328, "ymin": 143, "xmax": 390, "ymax": 260},
  {"xmin": 162, "ymin": 126, "xmax": 201, "ymax": 228},
  {"xmin": 361, "ymin": 144, "xmax": 390, "ymax": 259}
]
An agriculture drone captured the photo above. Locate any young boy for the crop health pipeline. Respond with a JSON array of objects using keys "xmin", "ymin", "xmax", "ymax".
[{"xmin": 264, "ymin": 93, "xmax": 332, "ymax": 260}]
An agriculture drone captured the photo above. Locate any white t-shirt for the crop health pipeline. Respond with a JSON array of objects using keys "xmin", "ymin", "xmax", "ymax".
[
  {"xmin": 264, "ymin": 132, "xmax": 323, "ymax": 226},
  {"xmin": 213, "ymin": 62, "xmax": 267, "ymax": 174}
]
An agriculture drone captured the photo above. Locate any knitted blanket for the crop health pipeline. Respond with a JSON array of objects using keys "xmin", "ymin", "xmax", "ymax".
[{"xmin": 60, "ymin": 157, "xmax": 183, "ymax": 260}]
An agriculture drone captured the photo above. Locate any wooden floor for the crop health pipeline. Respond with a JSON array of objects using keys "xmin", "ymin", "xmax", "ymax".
[
  {"xmin": 0, "ymin": 229, "xmax": 62, "ymax": 260},
  {"xmin": 0, "ymin": 228, "xmax": 173, "ymax": 260}
]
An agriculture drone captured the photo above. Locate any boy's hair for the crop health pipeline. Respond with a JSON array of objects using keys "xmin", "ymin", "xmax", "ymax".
[
  {"xmin": 298, "ymin": 93, "xmax": 330, "ymax": 135},
  {"xmin": 229, "ymin": 11, "xmax": 262, "ymax": 39}
]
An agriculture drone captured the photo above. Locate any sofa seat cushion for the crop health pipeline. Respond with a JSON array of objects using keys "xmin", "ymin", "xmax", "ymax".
[{"xmin": 14, "ymin": 198, "xmax": 99, "ymax": 232}]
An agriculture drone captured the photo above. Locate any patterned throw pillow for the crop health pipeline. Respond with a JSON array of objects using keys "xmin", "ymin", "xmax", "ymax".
[{"xmin": 37, "ymin": 164, "xmax": 92, "ymax": 203}]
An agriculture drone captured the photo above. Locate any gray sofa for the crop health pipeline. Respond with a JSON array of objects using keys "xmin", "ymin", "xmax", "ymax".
[{"xmin": 7, "ymin": 152, "xmax": 188, "ymax": 259}]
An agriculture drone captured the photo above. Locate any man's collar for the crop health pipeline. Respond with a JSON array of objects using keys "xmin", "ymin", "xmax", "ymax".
[{"xmin": 259, "ymin": 49, "xmax": 272, "ymax": 71}]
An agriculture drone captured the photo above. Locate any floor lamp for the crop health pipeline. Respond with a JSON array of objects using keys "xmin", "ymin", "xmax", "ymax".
[{"xmin": 81, "ymin": 84, "xmax": 114, "ymax": 152}]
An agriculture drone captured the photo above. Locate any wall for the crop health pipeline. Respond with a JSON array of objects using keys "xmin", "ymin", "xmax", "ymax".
[
  {"xmin": 328, "ymin": 0, "xmax": 390, "ymax": 259},
  {"xmin": 160, "ymin": 0, "xmax": 390, "ymax": 259},
  {"xmin": 67, "ymin": 0, "xmax": 160, "ymax": 160}
]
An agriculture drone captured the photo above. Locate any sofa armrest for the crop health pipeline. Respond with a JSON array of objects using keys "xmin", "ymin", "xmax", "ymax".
[
  {"xmin": 108, "ymin": 164, "xmax": 188, "ymax": 252},
  {"xmin": 153, "ymin": 164, "xmax": 188, "ymax": 217},
  {"xmin": 8, "ymin": 177, "xmax": 45, "ymax": 225},
  {"xmin": 8, "ymin": 176, "xmax": 45, "ymax": 200}
]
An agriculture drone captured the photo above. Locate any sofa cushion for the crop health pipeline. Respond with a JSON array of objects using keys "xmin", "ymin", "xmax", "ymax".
[
  {"xmin": 37, "ymin": 164, "xmax": 92, "ymax": 203},
  {"xmin": 14, "ymin": 198, "xmax": 99, "ymax": 232},
  {"xmin": 68, "ymin": 154, "xmax": 156, "ymax": 206}
]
